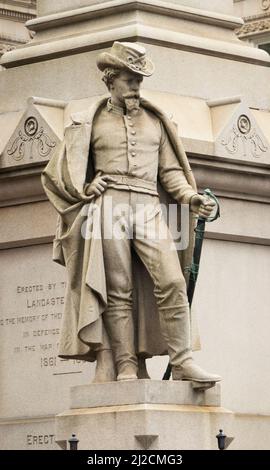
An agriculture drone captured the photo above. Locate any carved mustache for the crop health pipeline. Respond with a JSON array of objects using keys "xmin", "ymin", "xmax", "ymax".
[{"xmin": 123, "ymin": 92, "xmax": 140, "ymax": 99}]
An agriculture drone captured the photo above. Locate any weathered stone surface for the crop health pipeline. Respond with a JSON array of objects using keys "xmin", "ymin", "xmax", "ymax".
[
  {"xmin": 0, "ymin": 417, "xmax": 58, "ymax": 450},
  {"xmin": 0, "ymin": 244, "xmax": 93, "ymax": 420},
  {"xmin": 4, "ymin": 0, "xmax": 269, "ymax": 70},
  {"xmin": 56, "ymin": 381, "xmax": 232, "ymax": 450},
  {"xmin": 71, "ymin": 380, "xmax": 221, "ymax": 409},
  {"xmin": 37, "ymin": 0, "xmax": 235, "ymax": 18}
]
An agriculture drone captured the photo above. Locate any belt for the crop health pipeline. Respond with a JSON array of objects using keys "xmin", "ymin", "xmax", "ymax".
[{"xmin": 104, "ymin": 174, "xmax": 157, "ymax": 193}]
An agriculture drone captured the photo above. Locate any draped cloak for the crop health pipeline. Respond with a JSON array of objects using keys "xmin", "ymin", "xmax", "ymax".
[{"xmin": 41, "ymin": 96, "xmax": 200, "ymax": 362}]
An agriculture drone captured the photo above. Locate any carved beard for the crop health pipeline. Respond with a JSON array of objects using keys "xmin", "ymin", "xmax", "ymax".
[{"xmin": 123, "ymin": 92, "xmax": 140, "ymax": 112}]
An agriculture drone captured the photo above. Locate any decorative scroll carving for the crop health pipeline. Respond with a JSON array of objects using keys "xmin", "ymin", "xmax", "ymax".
[
  {"xmin": 0, "ymin": 44, "xmax": 16, "ymax": 56},
  {"xmin": 7, "ymin": 116, "xmax": 56, "ymax": 161},
  {"xmin": 221, "ymin": 115, "xmax": 268, "ymax": 158},
  {"xmin": 236, "ymin": 18, "xmax": 270, "ymax": 37}
]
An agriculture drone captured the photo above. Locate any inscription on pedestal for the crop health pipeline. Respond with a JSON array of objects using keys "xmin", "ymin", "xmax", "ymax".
[
  {"xmin": 27, "ymin": 434, "xmax": 55, "ymax": 447},
  {"xmin": 0, "ymin": 280, "xmax": 86, "ymax": 379},
  {"xmin": 0, "ymin": 244, "xmax": 91, "ymax": 449}
]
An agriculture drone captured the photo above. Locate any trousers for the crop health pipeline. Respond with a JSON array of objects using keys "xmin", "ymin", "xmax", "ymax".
[{"xmin": 101, "ymin": 188, "xmax": 192, "ymax": 367}]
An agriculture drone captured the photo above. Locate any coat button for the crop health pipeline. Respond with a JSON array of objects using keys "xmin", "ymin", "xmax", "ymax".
[
  {"xmin": 131, "ymin": 130, "xmax": 136, "ymax": 135},
  {"xmin": 131, "ymin": 152, "xmax": 136, "ymax": 157},
  {"xmin": 131, "ymin": 141, "xmax": 136, "ymax": 146}
]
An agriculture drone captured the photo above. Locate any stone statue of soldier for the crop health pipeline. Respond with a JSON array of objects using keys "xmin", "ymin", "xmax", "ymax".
[{"xmin": 42, "ymin": 42, "xmax": 221, "ymax": 385}]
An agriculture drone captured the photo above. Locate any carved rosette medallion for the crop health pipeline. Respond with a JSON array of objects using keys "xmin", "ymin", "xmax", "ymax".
[
  {"xmin": 221, "ymin": 115, "xmax": 268, "ymax": 158},
  {"xmin": 24, "ymin": 116, "xmax": 39, "ymax": 136},
  {"xmin": 7, "ymin": 116, "xmax": 56, "ymax": 161},
  {"xmin": 237, "ymin": 115, "xmax": 251, "ymax": 134},
  {"xmin": 261, "ymin": 0, "xmax": 270, "ymax": 11}
]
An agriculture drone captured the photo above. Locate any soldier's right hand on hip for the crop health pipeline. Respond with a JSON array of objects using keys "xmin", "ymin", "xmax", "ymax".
[{"xmin": 85, "ymin": 174, "xmax": 114, "ymax": 197}]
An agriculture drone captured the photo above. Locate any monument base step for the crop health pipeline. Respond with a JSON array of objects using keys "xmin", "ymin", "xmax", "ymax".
[{"xmin": 55, "ymin": 380, "xmax": 233, "ymax": 450}]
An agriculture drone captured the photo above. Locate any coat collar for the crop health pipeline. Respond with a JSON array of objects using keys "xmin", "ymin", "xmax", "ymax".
[{"xmin": 70, "ymin": 96, "xmax": 108, "ymax": 125}]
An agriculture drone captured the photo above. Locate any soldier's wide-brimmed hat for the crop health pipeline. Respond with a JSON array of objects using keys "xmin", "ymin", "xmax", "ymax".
[{"xmin": 97, "ymin": 41, "xmax": 154, "ymax": 77}]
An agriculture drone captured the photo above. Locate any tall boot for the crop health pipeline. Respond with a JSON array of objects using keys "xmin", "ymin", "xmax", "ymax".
[
  {"xmin": 159, "ymin": 304, "xmax": 221, "ymax": 383},
  {"xmin": 103, "ymin": 308, "xmax": 138, "ymax": 381},
  {"xmin": 92, "ymin": 327, "xmax": 116, "ymax": 383},
  {"xmin": 92, "ymin": 349, "xmax": 116, "ymax": 383}
]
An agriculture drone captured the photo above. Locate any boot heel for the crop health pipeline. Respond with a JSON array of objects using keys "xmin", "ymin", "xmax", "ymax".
[{"xmin": 171, "ymin": 366, "xmax": 184, "ymax": 380}]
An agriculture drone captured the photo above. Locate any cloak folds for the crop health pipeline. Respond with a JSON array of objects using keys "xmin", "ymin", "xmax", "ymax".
[{"xmin": 41, "ymin": 96, "xmax": 200, "ymax": 362}]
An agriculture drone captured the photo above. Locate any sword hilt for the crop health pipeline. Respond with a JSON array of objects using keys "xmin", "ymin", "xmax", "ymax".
[{"xmin": 200, "ymin": 188, "xmax": 220, "ymax": 223}]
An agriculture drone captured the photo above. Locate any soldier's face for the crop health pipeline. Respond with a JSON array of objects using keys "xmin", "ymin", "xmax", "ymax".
[{"xmin": 110, "ymin": 70, "xmax": 143, "ymax": 105}]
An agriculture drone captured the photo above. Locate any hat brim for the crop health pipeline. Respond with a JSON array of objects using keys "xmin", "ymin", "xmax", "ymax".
[{"xmin": 96, "ymin": 52, "xmax": 154, "ymax": 77}]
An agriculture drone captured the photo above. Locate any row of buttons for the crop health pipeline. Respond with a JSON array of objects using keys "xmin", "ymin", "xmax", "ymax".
[{"xmin": 127, "ymin": 115, "xmax": 137, "ymax": 166}]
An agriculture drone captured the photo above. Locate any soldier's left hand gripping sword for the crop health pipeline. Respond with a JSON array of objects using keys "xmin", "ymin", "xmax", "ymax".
[{"xmin": 162, "ymin": 188, "xmax": 220, "ymax": 380}]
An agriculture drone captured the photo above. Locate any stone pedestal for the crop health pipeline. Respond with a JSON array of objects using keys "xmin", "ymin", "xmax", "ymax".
[{"xmin": 55, "ymin": 380, "xmax": 233, "ymax": 450}]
